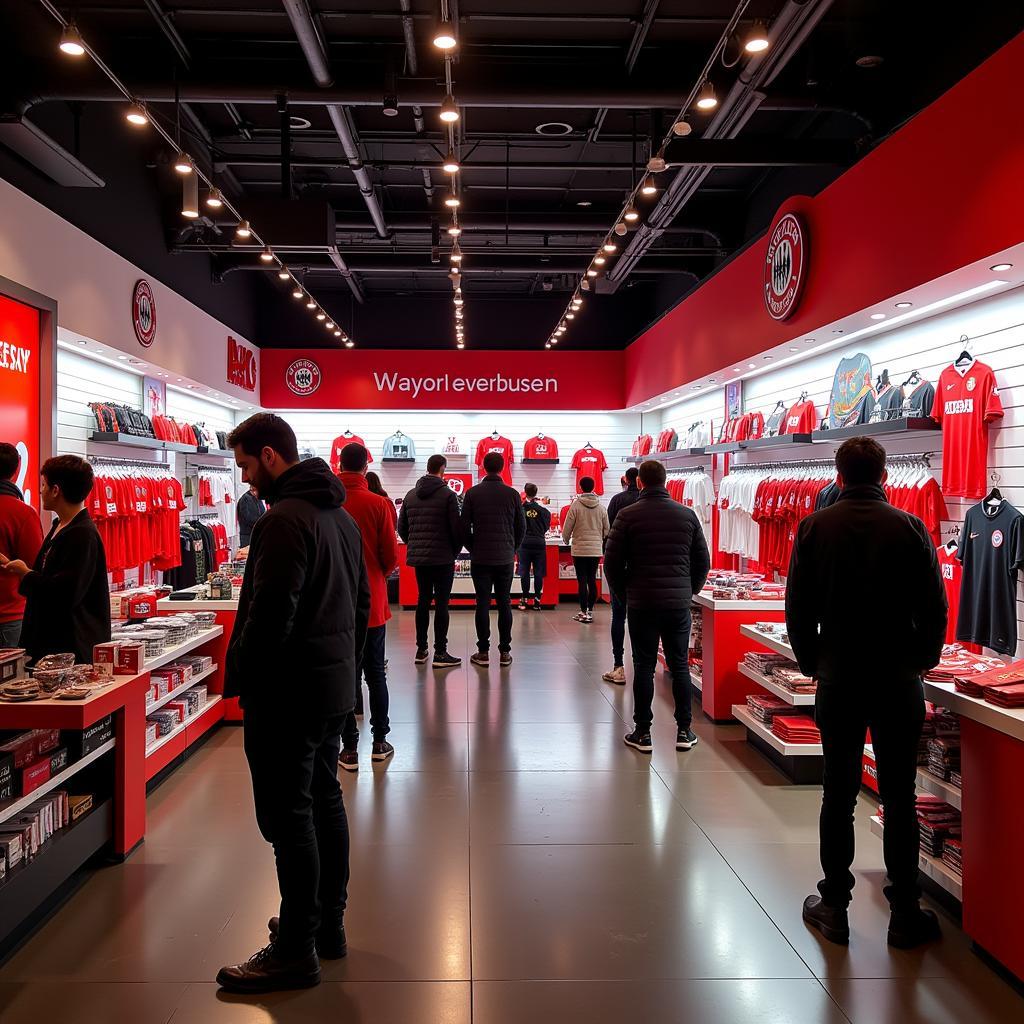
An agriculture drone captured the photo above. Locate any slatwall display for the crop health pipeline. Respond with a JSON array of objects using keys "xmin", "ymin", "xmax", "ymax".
[
  {"xmin": 655, "ymin": 285, "xmax": 1024, "ymax": 657},
  {"xmin": 57, "ymin": 347, "xmax": 142, "ymax": 457},
  {"xmin": 165, "ymin": 387, "xmax": 237, "ymax": 439},
  {"xmin": 273, "ymin": 411, "xmax": 643, "ymax": 511}
]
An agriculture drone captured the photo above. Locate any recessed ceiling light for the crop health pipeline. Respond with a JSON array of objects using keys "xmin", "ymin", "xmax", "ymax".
[
  {"xmin": 733, "ymin": 366, "xmax": 741, "ymax": 372},
  {"xmin": 747, "ymin": 363, "xmax": 756, "ymax": 369},
  {"xmin": 116, "ymin": 355, "xmax": 128, "ymax": 361},
  {"xmin": 535, "ymin": 121, "xmax": 573, "ymax": 136},
  {"xmin": 894, "ymin": 301, "xmax": 912, "ymax": 308},
  {"xmin": 804, "ymin": 338, "xmax": 815, "ymax": 344},
  {"xmin": 187, "ymin": 384, "xmax": 197, "ymax": 389},
  {"xmin": 77, "ymin": 340, "xmax": 87, "ymax": 346},
  {"xmin": 708, "ymin": 378, "xmax": 716, "ymax": 383},
  {"xmin": 691, "ymin": 385, "xmax": 700, "ymax": 390},
  {"xmin": 576, "ymin": 200, "xmax": 592, "ymax": 208},
  {"xmin": 870, "ymin": 312, "xmax": 886, "ymax": 320},
  {"xmin": 789, "ymin": 347, "xmax": 799, "ymax": 352},
  {"xmin": 763, "ymin": 355, "xmax": 773, "ymax": 361},
  {"xmin": 991, "ymin": 263, "xmax": 1013, "ymax": 272}
]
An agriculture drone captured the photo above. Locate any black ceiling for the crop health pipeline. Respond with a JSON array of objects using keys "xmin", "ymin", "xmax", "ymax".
[{"xmin": 2, "ymin": 1, "xmax": 1022, "ymax": 350}]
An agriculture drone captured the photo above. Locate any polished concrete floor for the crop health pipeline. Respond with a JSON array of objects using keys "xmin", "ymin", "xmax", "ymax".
[{"xmin": 1, "ymin": 605, "xmax": 1022, "ymax": 1023}]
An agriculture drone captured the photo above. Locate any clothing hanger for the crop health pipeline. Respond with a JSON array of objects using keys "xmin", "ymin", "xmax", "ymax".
[
  {"xmin": 537, "ymin": 431, "xmax": 545, "ymax": 438},
  {"xmin": 954, "ymin": 335, "xmax": 974, "ymax": 368},
  {"xmin": 944, "ymin": 536, "xmax": 959, "ymax": 554},
  {"xmin": 491, "ymin": 429, "xmax": 500, "ymax": 439},
  {"xmin": 797, "ymin": 390, "xmax": 808, "ymax": 403},
  {"xmin": 901, "ymin": 369, "xmax": 922, "ymax": 387},
  {"xmin": 985, "ymin": 485, "xmax": 1003, "ymax": 508},
  {"xmin": 343, "ymin": 428, "xmax": 353, "ymax": 437}
]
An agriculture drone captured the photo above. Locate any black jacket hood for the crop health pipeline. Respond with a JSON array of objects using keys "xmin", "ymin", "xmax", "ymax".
[
  {"xmin": 0, "ymin": 479, "xmax": 23, "ymax": 500},
  {"xmin": 269, "ymin": 458, "xmax": 346, "ymax": 509},
  {"xmin": 416, "ymin": 474, "xmax": 449, "ymax": 499}
]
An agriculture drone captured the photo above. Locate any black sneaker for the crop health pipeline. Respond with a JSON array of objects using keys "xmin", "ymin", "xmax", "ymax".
[
  {"xmin": 518, "ymin": 597, "xmax": 528, "ymax": 610},
  {"xmin": 623, "ymin": 729, "xmax": 653, "ymax": 753},
  {"xmin": 499, "ymin": 651, "xmax": 513, "ymax": 667},
  {"xmin": 432, "ymin": 651, "xmax": 462, "ymax": 668},
  {"xmin": 470, "ymin": 651, "xmax": 489, "ymax": 667},
  {"xmin": 676, "ymin": 728, "xmax": 699, "ymax": 751},
  {"xmin": 802, "ymin": 895, "xmax": 850, "ymax": 945},
  {"xmin": 339, "ymin": 748, "xmax": 359, "ymax": 772},
  {"xmin": 414, "ymin": 647, "xmax": 429, "ymax": 665},
  {"xmin": 888, "ymin": 907, "xmax": 941, "ymax": 949},
  {"xmin": 216, "ymin": 941, "xmax": 321, "ymax": 993},
  {"xmin": 371, "ymin": 740, "xmax": 395, "ymax": 762},
  {"xmin": 529, "ymin": 599, "xmax": 540, "ymax": 610},
  {"xmin": 268, "ymin": 917, "xmax": 347, "ymax": 960}
]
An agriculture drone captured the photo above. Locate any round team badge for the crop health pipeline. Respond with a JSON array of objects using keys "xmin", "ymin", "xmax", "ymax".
[
  {"xmin": 992, "ymin": 530, "xmax": 1004, "ymax": 548},
  {"xmin": 285, "ymin": 358, "xmax": 322, "ymax": 396},
  {"xmin": 966, "ymin": 377, "xmax": 976, "ymax": 392},
  {"xmin": 132, "ymin": 279, "xmax": 157, "ymax": 347},
  {"xmin": 763, "ymin": 212, "xmax": 807, "ymax": 321}
]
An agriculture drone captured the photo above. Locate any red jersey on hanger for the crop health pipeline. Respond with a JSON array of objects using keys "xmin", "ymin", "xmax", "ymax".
[
  {"xmin": 782, "ymin": 400, "xmax": 817, "ymax": 435},
  {"xmin": 330, "ymin": 433, "xmax": 373, "ymax": 474},
  {"xmin": 523, "ymin": 435, "xmax": 559, "ymax": 460},
  {"xmin": 571, "ymin": 446, "xmax": 608, "ymax": 495},
  {"xmin": 931, "ymin": 359, "xmax": 1003, "ymax": 499},
  {"xmin": 936, "ymin": 543, "xmax": 961, "ymax": 645},
  {"xmin": 475, "ymin": 435, "xmax": 515, "ymax": 484}
]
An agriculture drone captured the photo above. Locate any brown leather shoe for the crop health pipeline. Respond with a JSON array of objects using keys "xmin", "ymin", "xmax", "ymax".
[
  {"xmin": 802, "ymin": 895, "xmax": 850, "ymax": 945},
  {"xmin": 216, "ymin": 942, "xmax": 320, "ymax": 993}
]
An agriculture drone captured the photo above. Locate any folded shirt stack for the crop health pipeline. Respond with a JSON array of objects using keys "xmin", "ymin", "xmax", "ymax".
[
  {"xmin": 743, "ymin": 651, "xmax": 791, "ymax": 675},
  {"xmin": 942, "ymin": 838, "xmax": 963, "ymax": 876},
  {"xmin": 983, "ymin": 682, "xmax": 1024, "ymax": 708},
  {"xmin": 746, "ymin": 694, "xmax": 790, "ymax": 723},
  {"xmin": 914, "ymin": 795, "xmax": 961, "ymax": 857},
  {"xmin": 771, "ymin": 665, "xmax": 816, "ymax": 694},
  {"xmin": 950, "ymin": 769, "xmax": 962, "ymax": 788},
  {"xmin": 953, "ymin": 659, "xmax": 1024, "ymax": 696},
  {"xmin": 771, "ymin": 715, "xmax": 821, "ymax": 744},
  {"xmin": 927, "ymin": 645, "xmax": 1005, "ymax": 683},
  {"xmin": 926, "ymin": 736, "xmax": 961, "ymax": 782}
]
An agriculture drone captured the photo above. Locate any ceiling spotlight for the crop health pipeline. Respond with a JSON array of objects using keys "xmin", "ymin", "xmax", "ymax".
[
  {"xmin": 545, "ymin": 342, "xmax": 552, "ymax": 350},
  {"xmin": 870, "ymin": 312, "xmax": 886, "ymax": 320},
  {"xmin": 278, "ymin": 268, "xmax": 290, "ymax": 280},
  {"xmin": 174, "ymin": 152, "xmax": 193, "ymax": 175},
  {"xmin": 450, "ymin": 245, "xmax": 463, "ymax": 262},
  {"xmin": 442, "ymin": 151, "xmax": 460, "ymax": 174},
  {"xmin": 382, "ymin": 94, "xmax": 399, "ymax": 117},
  {"xmin": 894, "ymin": 301, "xmax": 912, "ymax": 308},
  {"xmin": 125, "ymin": 102, "xmax": 148, "ymax": 126},
  {"xmin": 345, "ymin": 339, "xmax": 355, "ymax": 348},
  {"xmin": 586, "ymin": 269, "xmax": 598, "ymax": 277},
  {"xmin": 433, "ymin": 19, "xmax": 457, "ymax": 50},
  {"xmin": 60, "ymin": 22, "xmax": 86, "ymax": 56},
  {"xmin": 603, "ymin": 242, "xmax": 617, "ymax": 253},
  {"xmin": 181, "ymin": 175, "xmax": 199, "ymax": 218},
  {"xmin": 439, "ymin": 95, "xmax": 460, "ymax": 123},
  {"xmin": 581, "ymin": 279, "xmax": 591, "ymax": 291},
  {"xmin": 572, "ymin": 299, "xmax": 582, "ymax": 308},
  {"xmin": 647, "ymin": 154, "xmax": 667, "ymax": 173},
  {"xmin": 449, "ymin": 270, "xmax": 461, "ymax": 282},
  {"xmin": 448, "ymin": 224, "xmax": 462, "ymax": 236},
  {"xmin": 594, "ymin": 255, "xmax": 607, "ymax": 266},
  {"xmin": 316, "ymin": 312, "xmax": 326, "ymax": 321},
  {"xmin": 641, "ymin": 175, "xmax": 658, "ymax": 196},
  {"xmin": 457, "ymin": 342, "xmax": 465, "ymax": 349},
  {"xmin": 614, "ymin": 221, "xmax": 628, "ymax": 236},
  {"xmin": 566, "ymin": 313, "xmax": 575, "ymax": 319},
  {"xmin": 744, "ymin": 21, "xmax": 770, "ymax": 54},
  {"xmin": 334, "ymin": 330, "xmax": 342, "ymax": 337},
  {"xmin": 550, "ymin": 336, "xmax": 558, "ymax": 344},
  {"xmin": 326, "ymin": 322, "xmax": 335, "ymax": 330},
  {"xmin": 696, "ymin": 81, "xmax": 718, "ymax": 111},
  {"xmin": 260, "ymin": 246, "xmax": 274, "ymax": 263},
  {"xmin": 672, "ymin": 119, "xmax": 693, "ymax": 137},
  {"xmin": 444, "ymin": 194, "xmax": 461, "ymax": 208},
  {"xmin": 991, "ymin": 263, "xmax": 1013, "ymax": 271},
  {"xmin": 205, "ymin": 187, "xmax": 224, "ymax": 209},
  {"xmin": 623, "ymin": 205, "xmax": 640, "ymax": 222},
  {"xmin": 237, "ymin": 220, "xmax": 253, "ymax": 239},
  {"xmin": 454, "ymin": 296, "xmax": 464, "ymax": 305},
  {"xmin": 306, "ymin": 299, "xmax": 317, "ymax": 309},
  {"xmin": 292, "ymin": 287, "xmax": 304, "ymax": 299}
]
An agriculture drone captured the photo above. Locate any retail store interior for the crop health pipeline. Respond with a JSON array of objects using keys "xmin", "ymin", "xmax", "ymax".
[{"xmin": 1, "ymin": 3, "xmax": 1024, "ymax": 1022}]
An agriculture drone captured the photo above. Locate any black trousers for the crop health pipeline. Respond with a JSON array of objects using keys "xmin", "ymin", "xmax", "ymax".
[
  {"xmin": 343, "ymin": 624, "xmax": 390, "ymax": 746},
  {"xmin": 627, "ymin": 606, "xmax": 693, "ymax": 731},
  {"xmin": 414, "ymin": 564, "xmax": 455, "ymax": 653},
  {"xmin": 610, "ymin": 592, "xmax": 626, "ymax": 666},
  {"xmin": 518, "ymin": 545, "xmax": 546, "ymax": 600},
  {"xmin": 243, "ymin": 707, "xmax": 350, "ymax": 958},
  {"xmin": 815, "ymin": 678, "xmax": 925, "ymax": 911},
  {"xmin": 470, "ymin": 562, "xmax": 514, "ymax": 653},
  {"xmin": 573, "ymin": 556, "xmax": 600, "ymax": 612}
]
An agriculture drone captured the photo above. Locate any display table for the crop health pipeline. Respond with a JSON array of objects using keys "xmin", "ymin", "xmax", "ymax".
[
  {"xmin": 157, "ymin": 592, "xmax": 239, "ymax": 721},
  {"xmin": 922, "ymin": 679, "xmax": 1024, "ymax": 981},
  {"xmin": 694, "ymin": 596, "xmax": 786, "ymax": 721}
]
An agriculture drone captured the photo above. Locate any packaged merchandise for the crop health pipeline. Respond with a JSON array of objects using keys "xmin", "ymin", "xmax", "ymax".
[
  {"xmin": 69, "ymin": 793, "xmax": 94, "ymax": 822},
  {"xmin": 63, "ymin": 715, "xmax": 114, "ymax": 758},
  {"xmin": 0, "ymin": 648, "xmax": 27, "ymax": 683},
  {"xmin": 0, "ymin": 833, "xmax": 24, "ymax": 871},
  {"xmin": 0, "ymin": 731, "xmax": 40, "ymax": 770},
  {"xmin": 48, "ymin": 747, "xmax": 70, "ymax": 776},
  {"xmin": 18, "ymin": 757, "xmax": 51, "ymax": 797},
  {"xmin": 0, "ymin": 751, "xmax": 13, "ymax": 802},
  {"xmin": 145, "ymin": 722, "xmax": 159, "ymax": 748}
]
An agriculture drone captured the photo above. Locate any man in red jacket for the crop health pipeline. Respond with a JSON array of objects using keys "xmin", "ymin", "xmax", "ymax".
[
  {"xmin": 336, "ymin": 443, "xmax": 399, "ymax": 768},
  {"xmin": 0, "ymin": 443, "xmax": 44, "ymax": 647}
]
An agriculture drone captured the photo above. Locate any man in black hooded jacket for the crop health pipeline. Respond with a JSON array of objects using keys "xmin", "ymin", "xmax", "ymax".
[
  {"xmin": 217, "ymin": 414, "xmax": 370, "ymax": 995},
  {"xmin": 398, "ymin": 453, "xmax": 462, "ymax": 668}
]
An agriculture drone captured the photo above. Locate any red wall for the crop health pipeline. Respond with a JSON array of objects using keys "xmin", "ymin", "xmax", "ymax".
[{"xmin": 624, "ymin": 32, "xmax": 1024, "ymax": 407}]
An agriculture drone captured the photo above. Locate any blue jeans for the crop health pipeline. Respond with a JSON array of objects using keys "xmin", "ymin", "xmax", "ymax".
[
  {"xmin": 518, "ymin": 546, "xmax": 546, "ymax": 600},
  {"xmin": 343, "ymin": 624, "xmax": 390, "ymax": 745},
  {"xmin": 610, "ymin": 593, "xmax": 626, "ymax": 666},
  {"xmin": 0, "ymin": 620, "xmax": 22, "ymax": 648}
]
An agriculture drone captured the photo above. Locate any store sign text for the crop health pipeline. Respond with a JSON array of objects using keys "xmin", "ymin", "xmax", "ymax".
[
  {"xmin": 0, "ymin": 340, "xmax": 32, "ymax": 374},
  {"xmin": 372, "ymin": 372, "xmax": 557, "ymax": 399},
  {"xmin": 227, "ymin": 336, "xmax": 258, "ymax": 391}
]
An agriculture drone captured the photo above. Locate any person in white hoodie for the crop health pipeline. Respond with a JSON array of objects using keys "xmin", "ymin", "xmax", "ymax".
[{"xmin": 561, "ymin": 477, "xmax": 610, "ymax": 623}]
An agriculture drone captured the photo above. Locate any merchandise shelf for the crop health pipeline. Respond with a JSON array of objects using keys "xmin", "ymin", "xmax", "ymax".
[
  {"xmin": 916, "ymin": 768, "xmax": 963, "ymax": 811},
  {"xmin": 145, "ymin": 696, "xmax": 223, "ymax": 781},
  {"xmin": 624, "ymin": 448, "xmax": 706, "ymax": 464},
  {"xmin": 146, "ymin": 663, "xmax": 218, "ymax": 714},
  {"xmin": 739, "ymin": 623, "xmax": 796, "ymax": 660},
  {"xmin": 869, "ymin": 814, "xmax": 962, "ymax": 901},
  {"xmin": 89, "ymin": 430, "xmax": 198, "ymax": 454},
  {"xmin": 702, "ymin": 441, "xmax": 745, "ymax": 454},
  {"xmin": 0, "ymin": 739, "xmax": 116, "ymax": 827},
  {"xmin": 736, "ymin": 432, "xmax": 813, "ymax": 452},
  {"xmin": 694, "ymin": 594, "xmax": 785, "ymax": 612},
  {"xmin": 381, "ymin": 457, "xmax": 415, "ymax": 463},
  {"xmin": 811, "ymin": 417, "xmax": 940, "ymax": 444},
  {"xmin": 137, "ymin": 626, "xmax": 224, "ymax": 673},
  {"xmin": 731, "ymin": 704, "xmax": 823, "ymax": 756},
  {"xmin": 923, "ymin": 679, "xmax": 1024, "ymax": 744},
  {"xmin": 522, "ymin": 458, "xmax": 561, "ymax": 464},
  {"xmin": 738, "ymin": 662, "xmax": 815, "ymax": 706}
]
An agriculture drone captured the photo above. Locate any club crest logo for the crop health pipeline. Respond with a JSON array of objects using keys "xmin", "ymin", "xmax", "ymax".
[
  {"xmin": 992, "ymin": 530, "xmax": 1004, "ymax": 548},
  {"xmin": 132, "ymin": 279, "xmax": 157, "ymax": 347},
  {"xmin": 966, "ymin": 377, "xmax": 976, "ymax": 392},
  {"xmin": 286, "ymin": 358, "xmax": 322, "ymax": 396},
  {"xmin": 764, "ymin": 212, "xmax": 807, "ymax": 321}
]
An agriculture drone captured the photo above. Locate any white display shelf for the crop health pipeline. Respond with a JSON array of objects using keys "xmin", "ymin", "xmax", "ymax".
[
  {"xmin": 146, "ymin": 696, "xmax": 222, "ymax": 757},
  {"xmin": 916, "ymin": 768, "xmax": 962, "ymax": 811},
  {"xmin": 116, "ymin": 626, "xmax": 223, "ymax": 673},
  {"xmin": 738, "ymin": 662, "xmax": 815, "ymax": 706},
  {"xmin": 146, "ymin": 664, "xmax": 218, "ymax": 714},
  {"xmin": 923, "ymin": 679, "xmax": 1024, "ymax": 744},
  {"xmin": 869, "ymin": 814, "xmax": 962, "ymax": 901},
  {"xmin": 0, "ymin": 739, "xmax": 116, "ymax": 827},
  {"xmin": 739, "ymin": 623, "xmax": 795, "ymax": 660},
  {"xmin": 694, "ymin": 594, "xmax": 786, "ymax": 612},
  {"xmin": 731, "ymin": 704, "xmax": 823, "ymax": 756}
]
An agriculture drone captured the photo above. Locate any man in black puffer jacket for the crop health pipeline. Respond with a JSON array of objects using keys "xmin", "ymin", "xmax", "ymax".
[
  {"xmin": 460, "ymin": 451, "xmax": 526, "ymax": 667},
  {"xmin": 604, "ymin": 459, "xmax": 709, "ymax": 754},
  {"xmin": 398, "ymin": 454, "xmax": 463, "ymax": 667},
  {"xmin": 218, "ymin": 414, "xmax": 370, "ymax": 995}
]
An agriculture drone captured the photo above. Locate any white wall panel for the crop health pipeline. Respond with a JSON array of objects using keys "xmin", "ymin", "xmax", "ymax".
[{"xmin": 56, "ymin": 348, "xmax": 141, "ymax": 457}]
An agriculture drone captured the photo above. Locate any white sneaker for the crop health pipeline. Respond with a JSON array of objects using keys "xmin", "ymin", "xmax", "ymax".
[
  {"xmin": 572, "ymin": 612, "xmax": 588, "ymax": 622},
  {"xmin": 602, "ymin": 665, "xmax": 626, "ymax": 684}
]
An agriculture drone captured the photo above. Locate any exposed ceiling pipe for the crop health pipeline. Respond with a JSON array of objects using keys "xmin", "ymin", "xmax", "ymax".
[
  {"xmin": 607, "ymin": 0, "xmax": 835, "ymax": 291},
  {"xmin": 398, "ymin": 0, "xmax": 434, "ymax": 200},
  {"xmin": 281, "ymin": 0, "xmax": 389, "ymax": 239}
]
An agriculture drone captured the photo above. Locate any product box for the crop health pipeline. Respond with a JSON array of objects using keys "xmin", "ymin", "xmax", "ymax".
[
  {"xmin": 0, "ymin": 750, "xmax": 14, "ymax": 803},
  {"xmin": 92, "ymin": 641, "xmax": 119, "ymax": 676},
  {"xmin": 165, "ymin": 700, "xmax": 188, "ymax": 724},
  {"xmin": 62, "ymin": 715, "xmax": 114, "ymax": 759},
  {"xmin": 114, "ymin": 642, "xmax": 146, "ymax": 675},
  {"xmin": 32, "ymin": 729, "xmax": 61, "ymax": 757},
  {"xmin": 18, "ymin": 756, "xmax": 51, "ymax": 797},
  {"xmin": 0, "ymin": 833, "xmax": 23, "ymax": 871},
  {"xmin": 48, "ymin": 747, "xmax": 70, "ymax": 777},
  {"xmin": 0, "ymin": 731, "xmax": 38, "ymax": 770},
  {"xmin": 0, "ymin": 648, "xmax": 27, "ymax": 683},
  {"xmin": 15, "ymin": 810, "xmax": 41, "ymax": 855},
  {"xmin": 69, "ymin": 793, "xmax": 93, "ymax": 822},
  {"xmin": 0, "ymin": 823, "xmax": 33, "ymax": 864},
  {"xmin": 145, "ymin": 722, "xmax": 159, "ymax": 748}
]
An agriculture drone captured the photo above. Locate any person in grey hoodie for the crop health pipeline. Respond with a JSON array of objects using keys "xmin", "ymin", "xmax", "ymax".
[{"xmin": 561, "ymin": 476, "xmax": 610, "ymax": 623}]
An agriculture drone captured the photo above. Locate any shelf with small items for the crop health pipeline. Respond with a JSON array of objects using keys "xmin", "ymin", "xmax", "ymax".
[
  {"xmin": 624, "ymin": 448, "xmax": 706, "ymax": 464},
  {"xmin": 731, "ymin": 703, "xmax": 823, "ymax": 756},
  {"xmin": 146, "ymin": 664, "xmax": 218, "ymax": 714},
  {"xmin": 915, "ymin": 769, "xmax": 962, "ymax": 811},
  {"xmin": 869, "ymin": 814, "xmax": 962, "ymax": 901},
  {"xmin": 90, "ymin": 430, "xmax": 199, "ymax": 454},
  {"xmin": 738, "ymin": 662, "xmax": 815, "ymax": 706},
  {"xmin": 739, "ymin": 623, "xmax": 796, "ymax": 661},
  {"xmin": 810, "ymin": 417, "xmax": 939, "ymax": 443},
  {"xmin": 522, "ymin": 458, "xmax": 561, "ymax": 464},
  {"xmin": 381, "ymin": 457, "xmax": 416, "ymax": 463}
]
